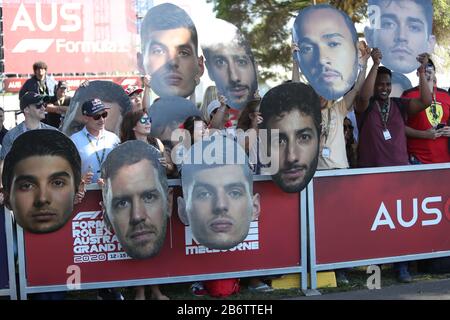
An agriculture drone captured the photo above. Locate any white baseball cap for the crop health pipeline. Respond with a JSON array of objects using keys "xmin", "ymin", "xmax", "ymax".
[{"xmin": 207, "ymin": 100, "xmax": 221, "ymax": 117}]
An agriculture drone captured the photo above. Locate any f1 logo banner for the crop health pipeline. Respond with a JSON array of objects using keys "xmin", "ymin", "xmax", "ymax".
[
  {"xmin": 2, "ymin": 1, "xmax": 138, "ymax": 74},
  {"xmin": 23, "ymin": 182, "xmax": 301, "ymax": 286},
  {"xmin": 0, "ymin": 207, "xmax": 9, "ymax": 290},
  {"xmin": 312, "ymin": 167, "xmax": 450, "ymax": 265}
]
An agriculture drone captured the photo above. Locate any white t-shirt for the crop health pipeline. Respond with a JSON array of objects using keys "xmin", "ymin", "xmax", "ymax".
[
  {"xmin": 70, "ymin": 127, "xmax": 120, "ymax": 182},
  {"xmin": 318, "ymin": 99, "xmax": 351, "ymax": 170}
]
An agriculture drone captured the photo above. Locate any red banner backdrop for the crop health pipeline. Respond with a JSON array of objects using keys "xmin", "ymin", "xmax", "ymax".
[
  {"xmin": 24, "ymin": 182, "xmax": 301, "ymax": 286},
  {"xmin": 3, "ymin": 76, "xmax": 141, "ymax": 93},
  {"xmin": 2, "ymin": 1, "xmax": 138, "ymax": 74},
  {"xmin": 313, "ymin": 168, "xmax": 450, "ymax": 265}
]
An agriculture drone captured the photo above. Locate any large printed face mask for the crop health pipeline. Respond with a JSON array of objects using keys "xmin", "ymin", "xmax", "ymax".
[
  {"xmin": 138, "ymin": 3, "xmax": 204, "ymax": 99},
  {"xmin": 293, "ymin": 5, "xmax": 358, "ymax": 100},
  {"xmin": 364, "ymin": 0, "xmax": 436, "ymax": 74},
  {"xmin": 178, "ymin": 136, "xmax": 260, "ymax": 250},
  {"xmin": 202, "ymin": 19, "xmax": 258, "ymax": 111},
  {"xmin": 102, "ymin": 140, "xmax": 171, "ymax": 260}
]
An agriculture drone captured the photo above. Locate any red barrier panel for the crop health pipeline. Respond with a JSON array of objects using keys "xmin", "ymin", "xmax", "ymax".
[
  {"xmin": 3, "ymin": 77, "xmax": 141, "ymax": 94},
  {"xmin": 0, "ymin": 210, "xmax": 17, "ymax": 299},
  {"xmin": 311, "ymin": 165, "xmax": 450, "ymax": 266},
  {"xmin": 23, "ymin": 181, "xmax": 301, "ymax": 287},
  {"xmin": 0, "ymin": 208, "xmax": 9, "ymax": 291}
]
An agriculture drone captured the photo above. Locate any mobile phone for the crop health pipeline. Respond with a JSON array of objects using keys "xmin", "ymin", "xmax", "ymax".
[{"xmin": 436, "ymin": 123, "xmax": 445, "ymax": 130}]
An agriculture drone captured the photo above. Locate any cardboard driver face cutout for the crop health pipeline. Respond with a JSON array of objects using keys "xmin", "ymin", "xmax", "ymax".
[
  {"xmin": 147, "ymin": 95, "xmax": 201, "ymax": 143},
  {"xmin": 293, "ymin": 4, "xmax": 359, "ymax": 101},
  {"xmin": 101, "ymin": 140, "xmax": 172, "ymax": 260},
  {"xmin": 202, "ymin": 19, "xmax": 258, "ymax": 111},
  {"xmin": 138, "ymin": 3, "xmax": 204, "ymax": 99},
  {"xmin": 178, "ymin": 135, "xmax": 260, "ymax": 250},
  {"xmin": 364, "ymin": 0, "xmax": 435, "ymax": 74},
  {"xmin": 61, "ymin": 80, "xmax": 132, "ymax": 137},
  {"xmin": 3, "ymin": 130, "xmax": 82, "ymax": 234},
  {"xmin": 259, "ymin": 82, "xmax": 321, "ymax": 193}
]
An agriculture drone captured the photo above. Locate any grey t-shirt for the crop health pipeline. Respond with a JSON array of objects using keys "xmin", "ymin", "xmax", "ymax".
[{"xmin": 0, "ymin": 122, "xmax": 57, "ymax": 160}]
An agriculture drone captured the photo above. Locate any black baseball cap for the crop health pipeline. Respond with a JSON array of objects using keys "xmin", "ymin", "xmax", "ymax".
[
  {"xmin": 19, "ymin": 92, "xmax": 45, "ymax": 111},
  {"xmin": 82, "ymin": 98, "xmax": 110, "ymax": 116},
  {"xmin": 57, "ymin": 81, "xmax": 68, "ymax": 89}
]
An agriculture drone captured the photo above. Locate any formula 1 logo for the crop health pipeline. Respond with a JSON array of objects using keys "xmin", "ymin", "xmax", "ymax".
[
  {"xmin": 73, "ymin": 211, "xmax": 102, "ymax": 221},
  {"xmin": 71, "ymin": 210, "xmax": 130, "ymax": 263},
  {"xmin": 12, "ymin": 39, "xmax": 54, "ymax": 53}
]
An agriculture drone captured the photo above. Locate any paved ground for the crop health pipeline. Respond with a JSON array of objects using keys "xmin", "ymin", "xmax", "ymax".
[{"xmin": 291, "ymin": 279, "xmax": 450, "ymax": 300}]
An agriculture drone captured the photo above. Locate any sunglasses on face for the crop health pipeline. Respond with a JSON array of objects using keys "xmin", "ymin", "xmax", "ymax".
[
  {"xmin": 139, "ymin": 116, "xmax": 151, "ymax": 124},
  {"xmin": 33, "ymin": 103, "xmax": 45, "ymax": 109},
  {"xmin": 91, "ymin": 112, "xmax": 108, "ymax": 120}
]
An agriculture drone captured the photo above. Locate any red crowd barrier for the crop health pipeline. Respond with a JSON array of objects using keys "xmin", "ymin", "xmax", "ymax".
[
  {"xmin": 308, "ymin": 163, "xmax": 450, "ymax": 290},
  {"xmin": 0, "ymin": 209, "xmax": 17, "ymax": 300},
  {"xmin": 16, "ymin": 177, "xmax": 307, "ymax": 299}
]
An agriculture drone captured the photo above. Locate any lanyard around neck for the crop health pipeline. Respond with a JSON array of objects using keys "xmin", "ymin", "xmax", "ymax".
[
  {"xmin": 377, "ymin": 99, "xmax": 390, "ymax": 129},
  {"xmin": 85, "ymin": 132, "xmax": 106, "ymax": 168},
  {"xmin": 322, "ymin": 108, "xmax": 332, "ymax": 145}
]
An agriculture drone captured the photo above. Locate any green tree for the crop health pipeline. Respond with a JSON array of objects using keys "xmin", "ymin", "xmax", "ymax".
[
  {"xmin": 207, "ymin": 0, "xmax": 450, "ymax": 82},
  {"xmin": 433, "ymin": 0, "xmax": 450, "ymax": 46}
]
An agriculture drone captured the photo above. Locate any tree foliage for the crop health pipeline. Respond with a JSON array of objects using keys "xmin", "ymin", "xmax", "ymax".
[
  {"xmin": 433, "ymin": 0, "xmax": 450, "ymax": 46},
  {"xmin": 321, "ymin": 0, "xmax": 367, "ymax": 22},
  {"xmin": 207, "ymin": 0, "xmax": 450, "ymax": 82}
]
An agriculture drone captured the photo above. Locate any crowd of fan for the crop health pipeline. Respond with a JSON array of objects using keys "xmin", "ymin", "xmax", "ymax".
[{"xmin": 0, "ymin": 35, "xmax": 449, "ymax": 298}]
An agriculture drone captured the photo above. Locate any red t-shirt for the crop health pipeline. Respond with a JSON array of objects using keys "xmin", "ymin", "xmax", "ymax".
[
  {"xmin": 401, "ymin": 87, "xmax": 450, "ymax": 164},
  {"xmin": 227, "ymin": 108, "xmax": 241, "ymax": 128}
]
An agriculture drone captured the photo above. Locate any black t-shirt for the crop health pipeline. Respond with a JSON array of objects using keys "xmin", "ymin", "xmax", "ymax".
[
  {"xmin": 43, "ymin": 96, "xmax": 71, "ymax": 128},
  {"xmin": 0, "ymin": 126, "xmax": 8, "ymax": 145}
]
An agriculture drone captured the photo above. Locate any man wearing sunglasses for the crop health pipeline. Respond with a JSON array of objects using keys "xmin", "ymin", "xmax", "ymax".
[
  {"xmin": 0, "ymin": 92, "xmax": 57, "ymax": 160},
  {"xmin": 0, "ymin": 92, "xmax": 58, "ymax": 203},
  {"xmin": 70, "ymin": 99, "xmax": 120, "ymax": 184}
]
